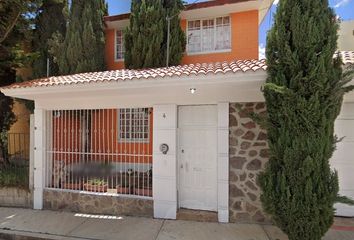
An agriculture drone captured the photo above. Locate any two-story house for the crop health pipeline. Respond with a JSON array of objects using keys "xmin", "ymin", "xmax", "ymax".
[
  {"xmin": 104, "ymin": 0, "xmax": 266, "ymax": 70},
  {"xmin": 1, "ymin": 0, "xmax": 354, "ymax": 223}
]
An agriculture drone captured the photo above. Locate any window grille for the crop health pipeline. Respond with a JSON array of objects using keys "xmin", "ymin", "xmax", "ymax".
[
  {"xmin": 45, "ymin": 108, "xmax": 153, "ymax": 198},
  {"xmin": 118, "ymin": 108, "xmax": 150, "ymax": 142}
]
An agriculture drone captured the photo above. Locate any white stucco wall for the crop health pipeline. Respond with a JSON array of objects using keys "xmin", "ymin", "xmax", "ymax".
[{"xmin": 338, "ymin": 20, "xmax": 354, "ymax": 51}]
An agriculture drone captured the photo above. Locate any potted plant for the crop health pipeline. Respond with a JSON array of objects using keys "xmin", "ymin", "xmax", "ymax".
[
  {"xmin": 63, "ymin": 181, "xmax": 82, "ymax": 190},
  {"xmin": 62, "ymin": 176, "xmax": 83, "ymax": 190},
  {"xmin": 83, "ymin": 178, "xmax": 108, "ymax": 192},
  {"xmin": 134, "ymin": 186, "xmax": 152, "ymax": 197}
]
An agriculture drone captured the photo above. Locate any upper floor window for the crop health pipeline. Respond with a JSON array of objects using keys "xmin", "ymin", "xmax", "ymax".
[
  {"xmin": 187, "ymin": 16, "xmax": 231, "ymax": 54},
  {"xmin": 116, "ymin": 30, "xmax": 124, "ymax": 61}
]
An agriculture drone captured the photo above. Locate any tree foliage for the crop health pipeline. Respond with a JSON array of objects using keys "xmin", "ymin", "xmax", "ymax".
[
  {"xmin": 0, "ymin": 0, "xmax": 41, "ymax": 164},
  {"xmin": 0, "ymin": 0, "xmax": 40, "ymax": 75},
  {"xmin": 32, "ymin": 0, "xmax": 68, "ymax": 78},
  {"xmin": 124, "ymin": 0, "xmax": 185, "ymax": 69},
  {"xmin": 259, "ymin": 1, "xmax": 353, "ymax": 240},
  {"xmin": 50, "ymin": 0, "xmax": 107, "ymax": 75}
]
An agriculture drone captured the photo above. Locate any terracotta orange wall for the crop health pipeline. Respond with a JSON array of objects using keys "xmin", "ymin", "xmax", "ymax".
[
  {"xmin": 105, "ymin": 10, "xmax": 259, "ymax": 70},
  {"xmin": 91, "ymin": 109, "xmax": 153, "ymax": 164},
  {"xmin": 181, "ymin": 10, "xmax": 259, "ymax": 65},
  {"xmin": 105, "ymin": 29, "xmax": 125, "ymax": 70},
  {"xmin": 53, "ymin": 109, "xmax": 153, "ymax": 164},
  {"xmin": 53, "ymin": 113, "xmax": 82, "ymax": 163}
]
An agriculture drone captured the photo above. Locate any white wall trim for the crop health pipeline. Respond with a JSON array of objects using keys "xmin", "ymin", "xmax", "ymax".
[
  {"xmin": 1, "ymin": 71, "xmax": 267, "ymax": 100},
  {"xmin": 217, "ymin": 102, "xmax": 229, "ymax": 223},
  {"xmin": 153, "ymin": 104, "xmax": 178, "ymax": 219},
  {"xmin": 29, "ymin": 114, "xmax": 34, "ymax": 191},
  {"xmin": 33, "ymin": 108, "xmax": 46, "ymax": 209}
]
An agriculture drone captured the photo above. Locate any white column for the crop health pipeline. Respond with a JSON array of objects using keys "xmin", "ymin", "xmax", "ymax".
[
  {"xmin": 33, "ymin": 108, "xmax": 46, "ymax": 209},
  {"xmin": 217, "ymin": 102, "xmax": 229, "ymax": 223},
  {"xmin": 29, "ymin": 114, "xmax": 34, "ymax": 191},
  {"xmin": 153, "ymin": 104, "xmax": 177, "ymax": 219}
]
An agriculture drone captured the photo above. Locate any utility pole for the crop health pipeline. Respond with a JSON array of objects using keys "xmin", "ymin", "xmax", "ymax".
[
  {"xmin": 46, "ymin": 58, "xmax": 50, "ymax": 77},
  {"xmin": 166, "ymin": 16, "xmax": 171, "ymax": 67},
  {"xmin": 165, "ymin": 0, "xmax": 200, "ymax": 67}
]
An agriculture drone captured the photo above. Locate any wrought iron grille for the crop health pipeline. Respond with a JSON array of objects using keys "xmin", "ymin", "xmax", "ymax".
[{"xmin": 45, "ymin": 108, "xmax": 153, "ymax": 198}]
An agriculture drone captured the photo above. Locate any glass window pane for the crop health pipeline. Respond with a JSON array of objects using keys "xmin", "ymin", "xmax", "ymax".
[
  {"xmin": 202, "ymin": 18, "xmax": 214, "ymax": 52},
  {"xmin": 188, "ymin": 20, "xmax": 201, "ymax": 53},
  {"xmin": 187, "ymin": 17, "xmax": 230, "ymax": 53},
  {"xmin": 223, "ymin": 16, "xmax": 230, "ymax": 24},
  {"xmin": 118, "ymin": 108, "xmax": 150, "ymax": 142},
  {"xmin": 116, "ymin": 30, "xmax": 124, "ymax": 60},
  {"xmin": 215, "ymin": 17, "xmax": 231, "ymax": 50}
]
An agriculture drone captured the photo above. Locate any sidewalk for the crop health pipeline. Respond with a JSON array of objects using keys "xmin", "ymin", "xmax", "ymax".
[{"xmin": 0, "ymin": 207, "xmax": 353, "ymax": 240}]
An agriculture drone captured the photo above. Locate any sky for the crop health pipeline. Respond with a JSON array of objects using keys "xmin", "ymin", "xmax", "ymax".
[{"xmin": 106, "ymin": 0, "xmax": 354, "ymax": 59}]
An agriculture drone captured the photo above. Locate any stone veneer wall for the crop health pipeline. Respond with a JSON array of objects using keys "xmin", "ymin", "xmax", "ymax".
[
  {"xmin": 229, "ymin": 102, "xmax": 271, "ymax": 223},
  {"xmin": 43, "ymin": 189, "xmax": 153, "ymax": 217}
]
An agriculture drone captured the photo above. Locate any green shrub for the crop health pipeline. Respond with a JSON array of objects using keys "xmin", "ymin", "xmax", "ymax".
[
  {"xmin": 0, "ymin": 165, "xmax": 29, "ymax": 188},
  {"xmin": 87, "ymin": 178, "xmax": 106, "ymax": 186}
]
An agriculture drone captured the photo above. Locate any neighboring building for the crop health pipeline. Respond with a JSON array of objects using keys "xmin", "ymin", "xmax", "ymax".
[
  {"xmin": 338, "ymin": 20, "xmax": 354, "ymax": 51},
  {"xmin": 1, "ymin": 0, "xmax": 354, "ymax": 224}
]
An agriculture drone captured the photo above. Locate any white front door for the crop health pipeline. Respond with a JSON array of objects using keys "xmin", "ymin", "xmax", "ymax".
[
  {"xmin": 178, "ymin": 105, "xmax": 217, "ymax": 211},
  {"xmin": 332, "ymin": 103, "xmax": 354, "ymax": 217}
]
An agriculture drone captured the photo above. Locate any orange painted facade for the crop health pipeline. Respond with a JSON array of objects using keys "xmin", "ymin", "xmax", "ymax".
[
  {"xmin": 181, "ymin": 10, "xmax": 258, "ymax": 65},
  {"xmin": 105, "ymin": 10, "xmax": 259, "ymax": 70}
]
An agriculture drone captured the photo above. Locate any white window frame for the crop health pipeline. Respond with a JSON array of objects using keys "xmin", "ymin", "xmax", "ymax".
[
  {"xmin": 115, "ymin": 29, "xmax": 124, "ymax": 62},
  {"xmin": 186, "ymin": 15, "xmax": 232, "ymax": 55},
  {"xmin": 117, "ymin": 108, "xmax": 151, "ymax": 143}
]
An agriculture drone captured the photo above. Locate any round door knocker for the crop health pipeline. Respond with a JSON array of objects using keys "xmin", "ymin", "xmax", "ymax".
[{"xmin": 160, "ymin": 143, "xmax": 169, "ymax": 155}]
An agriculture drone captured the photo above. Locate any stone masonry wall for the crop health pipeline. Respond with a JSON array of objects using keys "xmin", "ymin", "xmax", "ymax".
[
  {"xmin": 44, "ymin": 189, "xmax": 153, "ymax": 217},
  {"xmin": 229, "ymin": 102, "xmax": 271, "ymax": 223},
  {"xmin": 0, "ymin": 187, "xmax": 32, "ymax": 208}
]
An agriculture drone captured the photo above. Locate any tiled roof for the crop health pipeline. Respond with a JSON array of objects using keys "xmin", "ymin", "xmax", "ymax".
[
  {"xmin": 3, "ymin": 51, "xmax": 353, "ymax": 91},
  {"xmin": 104, "ymin": 0, "xmax": 251, "ymax": 22},
  {"xmin": 1, "ymin": 59, "xmax": 267, "ymax": 90}
]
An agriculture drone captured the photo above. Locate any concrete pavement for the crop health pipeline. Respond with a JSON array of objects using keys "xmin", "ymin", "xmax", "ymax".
[{"xmin": 0, "ymin": 207, "xmax": 353, "ymax": 240}]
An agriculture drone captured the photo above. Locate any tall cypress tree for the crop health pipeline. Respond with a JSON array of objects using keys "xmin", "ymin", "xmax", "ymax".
[
  {"xmin": 259, "ymin": 1, "xmax": 353, "ymax": 240},
  {"xmin": 50, "ymin": 0, "xmax": 107, "ymax": 74},
  {"xmin": 32, "ymin": 0, "xmax": 67, "ymax": 78},
  {"xmin": 124, "ymin": 0, "xmax": 185, "ymax": 69}
]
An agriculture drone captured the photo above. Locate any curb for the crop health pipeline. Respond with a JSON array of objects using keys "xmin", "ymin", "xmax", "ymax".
[{"xmin": 0, "ymin": 229, "xmax": 89, "ymax": 240}]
